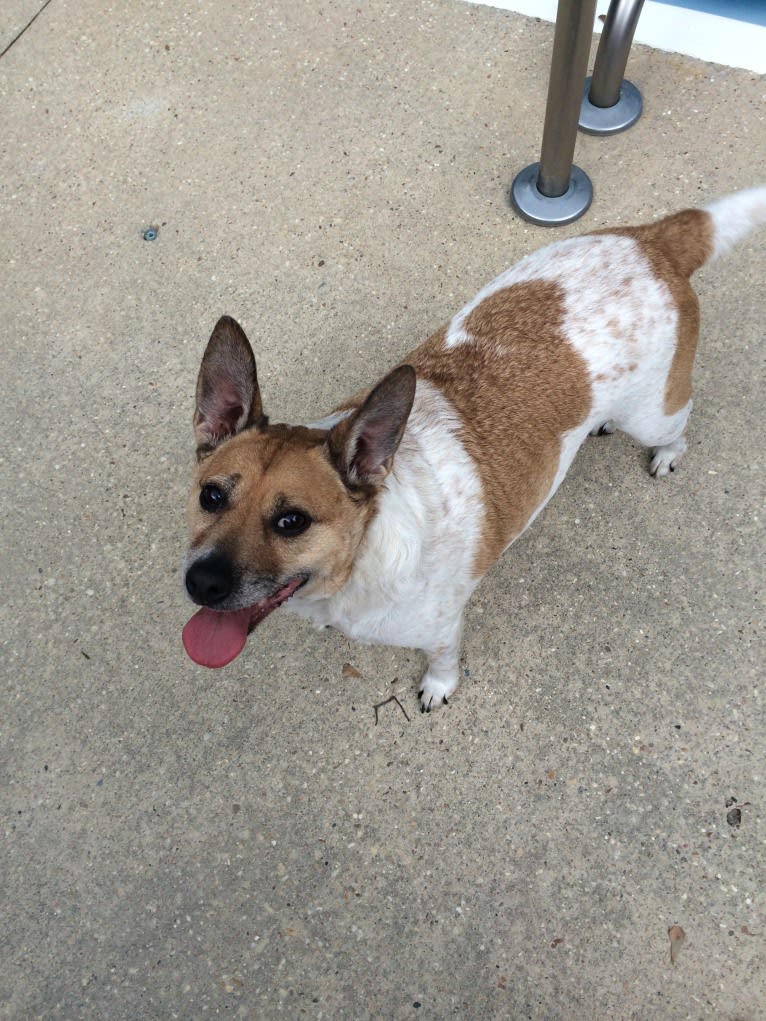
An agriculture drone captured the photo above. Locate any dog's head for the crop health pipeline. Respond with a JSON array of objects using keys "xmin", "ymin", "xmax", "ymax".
[{"xmin": 182, "ymin": 316, "xmax": 415, "ymax": 668}]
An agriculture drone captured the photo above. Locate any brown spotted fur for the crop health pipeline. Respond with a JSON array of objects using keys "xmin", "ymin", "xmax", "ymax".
[
  {"xmin": 402, "ymin": 280, "xmax": 592, "ymax": 575},
  {"xmin": 608, "ymin": 209, "xmax": 714, "ymax": 415}
]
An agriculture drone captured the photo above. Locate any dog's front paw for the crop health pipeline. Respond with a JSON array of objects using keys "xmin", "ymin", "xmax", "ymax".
[{"xmin": 418, "ymin": 674, "xmax": 457, "ymax": 713}]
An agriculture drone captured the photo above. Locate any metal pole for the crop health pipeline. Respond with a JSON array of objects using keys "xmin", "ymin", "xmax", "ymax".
[
  {"xmin": 589, "ymin": 0, "xmax": 644, "ymax": 107},
  {"xmin": 511, "ymin": 0, "xmax": 596, "ymax": 226},
  {"xmin": 579, "ymin": 0, "xmax": 644, "ymax": 135},
  {"xmin": 538, "ymin": 0, "xmax": 598, "ymax": 197}
]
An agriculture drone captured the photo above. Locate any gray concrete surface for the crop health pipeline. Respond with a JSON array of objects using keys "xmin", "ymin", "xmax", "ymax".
[{"xmin": 1, "ymin": 2, "xmax": 764, "ymax": 1018}]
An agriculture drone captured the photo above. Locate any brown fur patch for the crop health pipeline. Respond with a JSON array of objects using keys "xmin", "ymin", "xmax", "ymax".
[
  {"xmin": 402, "ymin": 280, "xmax": 592, "ymax": 576},
  {"xmin": 607, "ymin": 209, "xmax": 714, "ymax": 415}
]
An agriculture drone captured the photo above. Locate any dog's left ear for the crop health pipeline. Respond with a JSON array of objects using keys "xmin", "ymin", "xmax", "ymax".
[
  {"xmin": 193, "ymin": 316, "xmax": 266, "ymax": 453},
  {"xmin": 328, "ymin": 365, "xmax": 416, "ymax": 489}
]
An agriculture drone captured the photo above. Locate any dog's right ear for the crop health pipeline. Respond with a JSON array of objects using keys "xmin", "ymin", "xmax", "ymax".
[
  {"xmin": 327, "ymin": 364, "xmax": 416, "ymax": 490},
  {"xmin": 193, "ymin": 316, "xmax": 267, "ymax": 454}
]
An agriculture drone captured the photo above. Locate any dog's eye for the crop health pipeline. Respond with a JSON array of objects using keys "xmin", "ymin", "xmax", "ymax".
[
  {"xmin": 273, "ymin": 510, "xmax": 311, "ymax": 537},
  {"xmin": 200, "ymin": 483, "xmax": 227, "ymax": 513}
]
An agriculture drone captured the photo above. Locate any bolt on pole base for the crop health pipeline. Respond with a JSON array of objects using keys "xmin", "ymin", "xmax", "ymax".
[
  {"xmin": 510, "ymin": 163, "xmax": 593, "ymax": 227},
  {"xmin": 579, "ymin": 76, "xmax": 643, "ymax": 135}
]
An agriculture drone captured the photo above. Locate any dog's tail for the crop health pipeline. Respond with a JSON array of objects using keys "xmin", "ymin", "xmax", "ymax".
[
  {"xmin": 703, "ymin": 184, "xmax": 766, "ymax": 263},
  {"xmin": 638, "ymin": 185, "xmax": 766, "ymax": 279}
]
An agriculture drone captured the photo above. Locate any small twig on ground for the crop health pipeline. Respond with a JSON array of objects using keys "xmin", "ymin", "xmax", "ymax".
[{"xmin": 373, "ymin": 694, "xmax": 410, "ymax": 725}]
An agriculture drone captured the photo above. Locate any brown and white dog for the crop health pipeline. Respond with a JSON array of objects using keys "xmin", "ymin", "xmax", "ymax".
[{"xmin": 182, "ymin": 187, "xmax": 765, "ymax": 710}]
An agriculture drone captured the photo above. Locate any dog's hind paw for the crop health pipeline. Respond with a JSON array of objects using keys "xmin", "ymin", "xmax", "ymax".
[
  {"xmin": 590, "ymin": 421, "xmax": 616, "ymax": 437},
  {"xmin": 650, "ymin": 436, "xmax": 687, "ymax": 478}
]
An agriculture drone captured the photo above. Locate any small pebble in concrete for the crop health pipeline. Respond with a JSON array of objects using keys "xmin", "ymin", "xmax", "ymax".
[
  {"xmin": 668, "ymin": 925, "xmax": 686, "ymax": 965},
  {"xmin": 727, "ymin": 807, "xmax": 742, "ymax": 828},
  {"xmin": 725, "ymin": 796, "xmax": 743, "ymax": 828}
]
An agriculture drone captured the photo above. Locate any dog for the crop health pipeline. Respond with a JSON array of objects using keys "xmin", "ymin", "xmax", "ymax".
[{"xmin": 182, "ymin": 187, "xmax": 765, "ymax": 711}]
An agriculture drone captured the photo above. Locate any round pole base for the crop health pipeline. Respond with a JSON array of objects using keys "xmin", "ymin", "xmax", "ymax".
[
  {"xmin": 510, "ymin": 163, "xmax": 593, "ymax": 227},
  {"xmin": 579, "ymin": 77, "xmax": 643, "ymax": 136}
]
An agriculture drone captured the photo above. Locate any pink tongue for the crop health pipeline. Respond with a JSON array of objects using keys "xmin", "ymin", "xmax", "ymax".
[
  {"xmin": 182, "ymin": 577, "xmax": 306, "ymax": 668},
  {"xmin": 182, "ymin": 606, "xmax": 251, "ymax": 668}
]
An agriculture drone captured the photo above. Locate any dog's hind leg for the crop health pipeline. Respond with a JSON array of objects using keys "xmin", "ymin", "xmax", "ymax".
[
  {"xmin": 649, "ymin": 430, "xmax": 689, "ymax": 477},
  {"xmin": 621, "ymin": 399, "xmax": 693, "ymax": 478}
]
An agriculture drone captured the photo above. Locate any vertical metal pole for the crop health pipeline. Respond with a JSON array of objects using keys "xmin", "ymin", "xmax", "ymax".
[
  {"xmin": 538, "ymin": 0, "xmax": 598, "ymax": 197},
  {"xmin": 579, "ymin": 0, "xmax": 645, "ymax": 135},
  {"xmin": 589, "ymin": 0, "xmax": 644, "ymax": 108},
  {"xmin": 511, "ymin": 0, "xmax": 596, "ymax": 226}
]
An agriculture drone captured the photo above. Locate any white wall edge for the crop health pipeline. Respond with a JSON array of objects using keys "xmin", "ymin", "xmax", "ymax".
[{"xmin": 463, "ymin": 0, "xmax": 766, "ymax": 74}]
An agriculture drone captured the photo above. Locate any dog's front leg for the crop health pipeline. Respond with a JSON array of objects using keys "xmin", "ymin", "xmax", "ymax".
[{"xmin": 418, "ymin": 623, "xmax": 463, "ymax": 713}]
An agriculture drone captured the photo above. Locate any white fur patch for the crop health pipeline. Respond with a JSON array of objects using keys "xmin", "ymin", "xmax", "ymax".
[
  {"xmin": 306, "ymin": 408, "xmax": 353, "ymax": 431},
  {"xmin": 704, "ymin": 184, "xmax": 766, "ymax": 261}
]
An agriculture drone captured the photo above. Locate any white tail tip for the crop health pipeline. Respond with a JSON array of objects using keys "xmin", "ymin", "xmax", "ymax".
[{"xmin": 704, "ymin": 185, "xmax": 766, "ymax": 261}]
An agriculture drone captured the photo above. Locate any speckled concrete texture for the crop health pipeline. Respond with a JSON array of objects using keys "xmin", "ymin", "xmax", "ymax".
[{"xmin": 1, "ymin": 2, "xmax": 764, "ymax": 1019}]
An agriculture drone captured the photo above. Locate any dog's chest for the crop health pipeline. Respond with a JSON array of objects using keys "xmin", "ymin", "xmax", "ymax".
[{"xmin": 289, "ymin": 384, "xmax": 484, "ymax": 651}]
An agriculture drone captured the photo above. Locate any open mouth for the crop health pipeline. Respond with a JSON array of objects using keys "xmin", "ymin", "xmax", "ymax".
[{"xmin": 182, "ymin": 575, "xmax": 307, "ymax": 668}]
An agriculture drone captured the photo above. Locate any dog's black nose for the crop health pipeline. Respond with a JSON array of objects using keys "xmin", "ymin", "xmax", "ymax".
[{"xmin": 185, "ymin": 553, "xmax": 236, "ymax": 606}]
